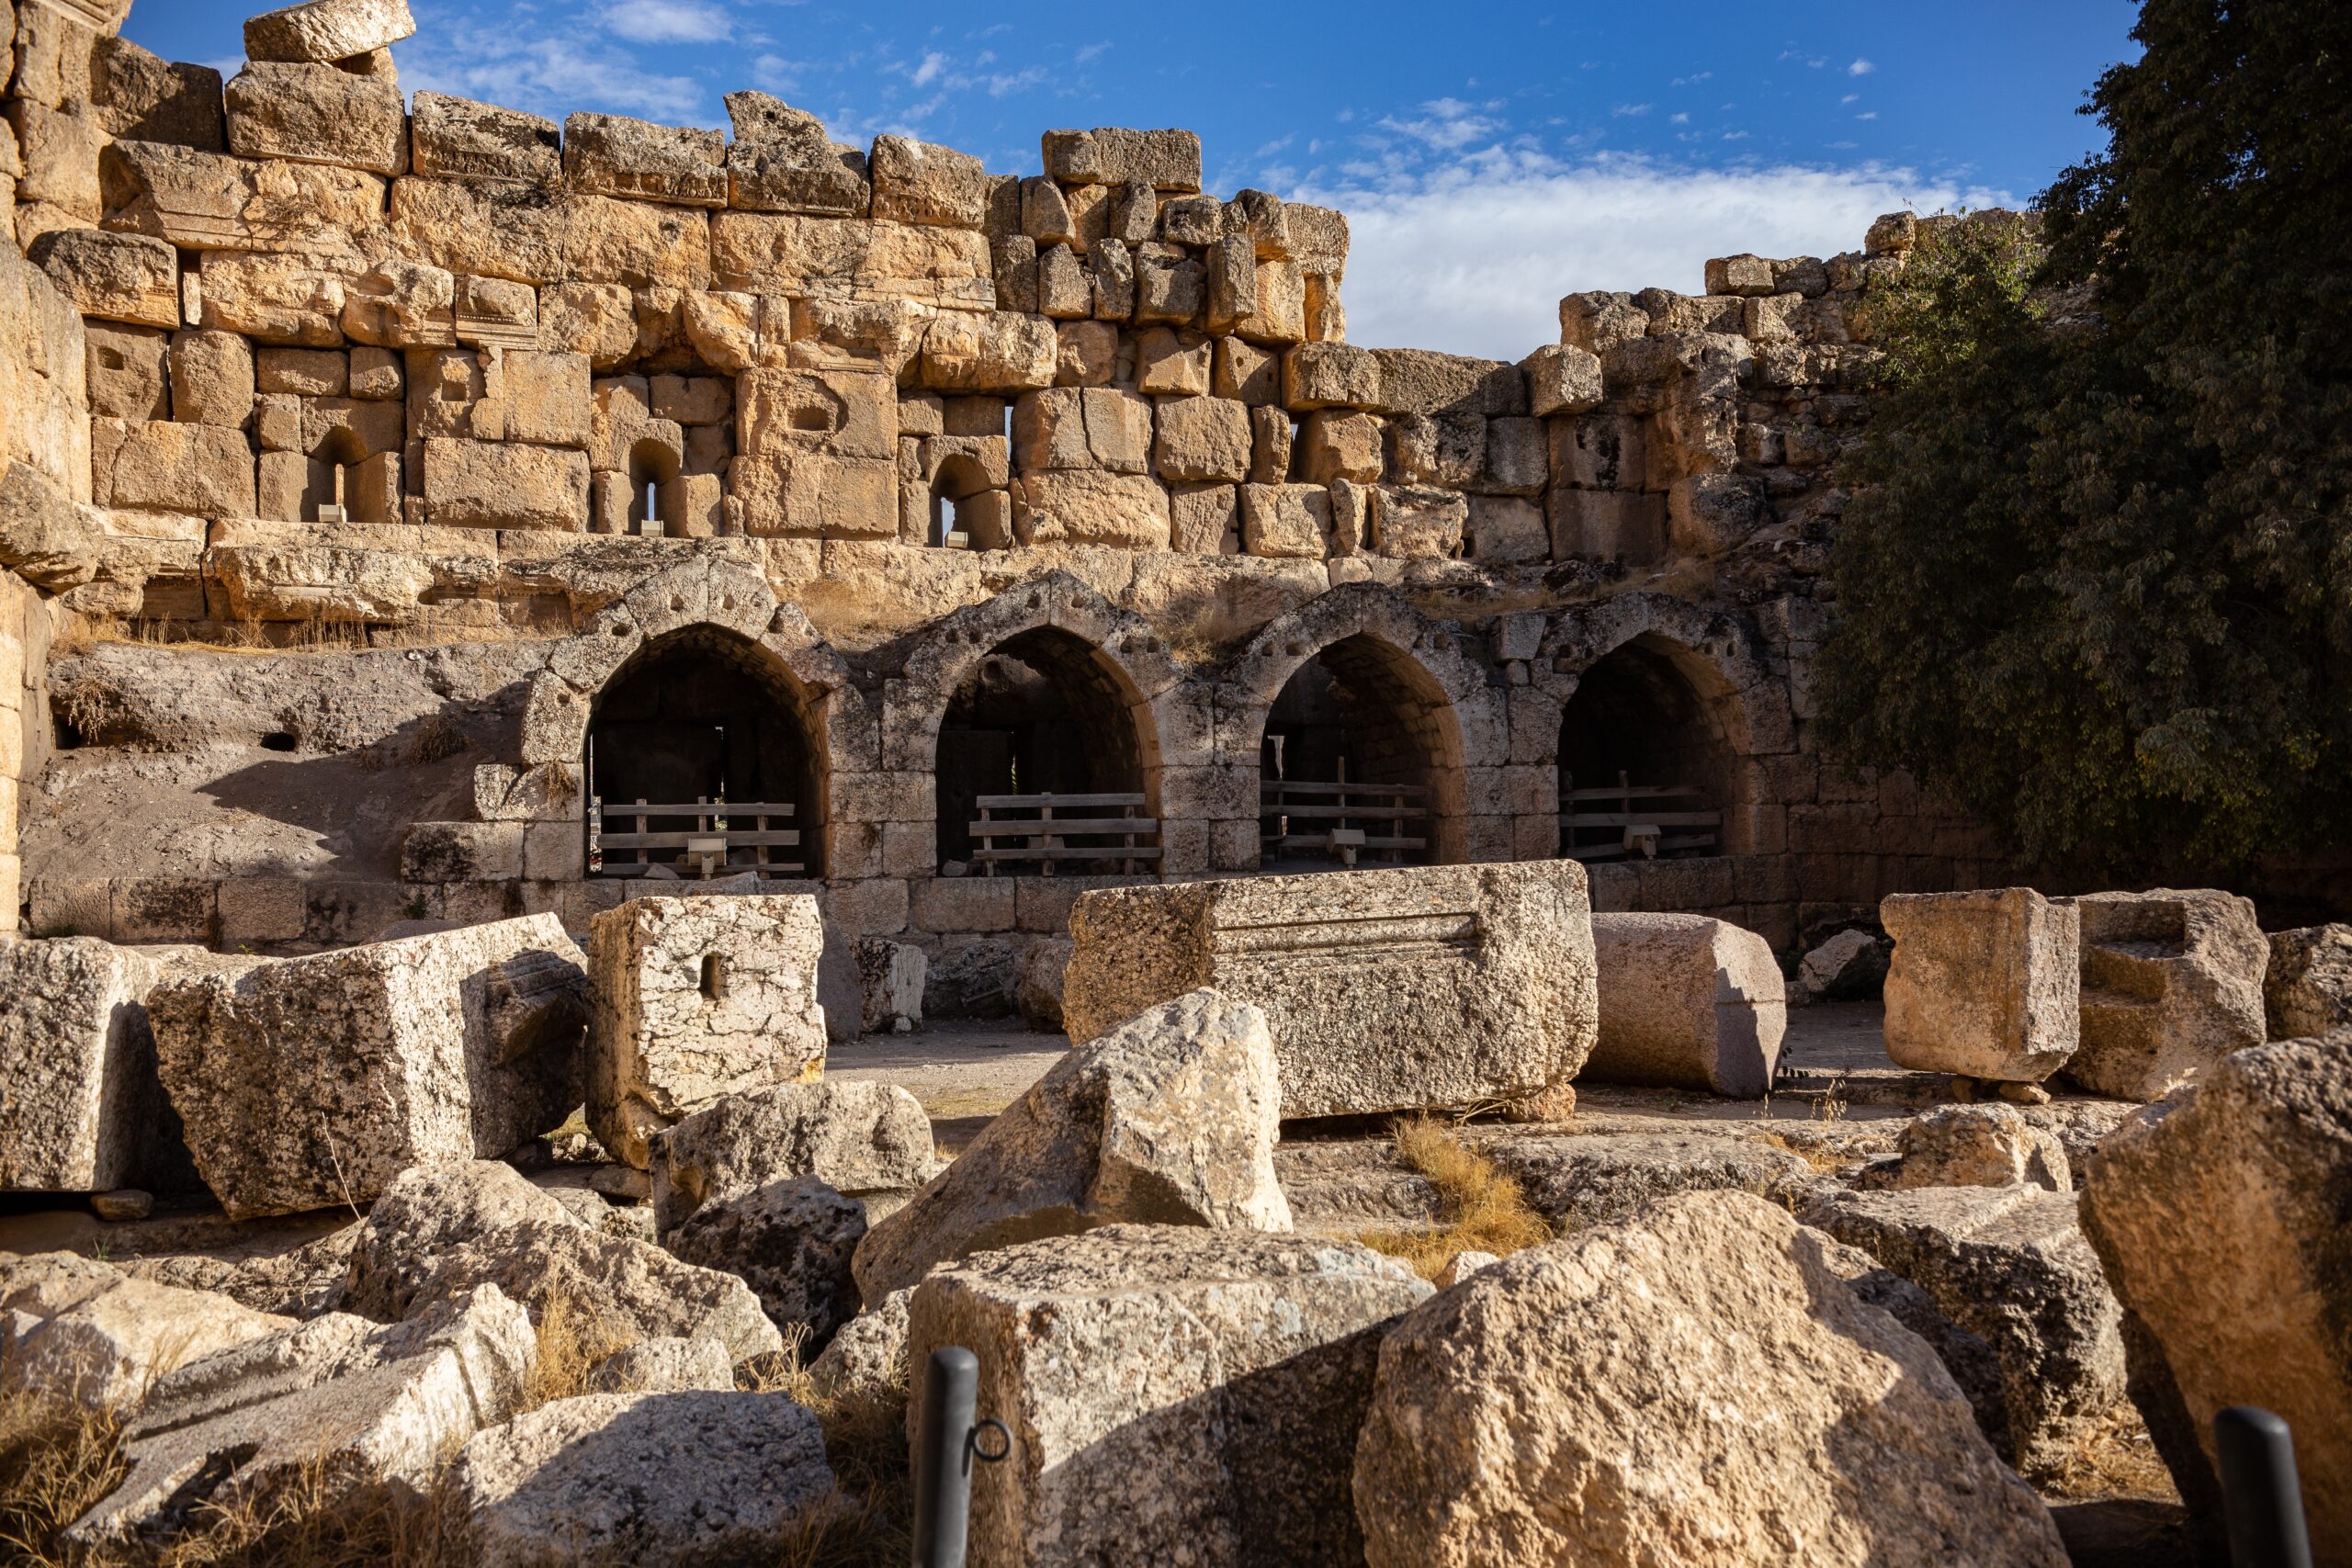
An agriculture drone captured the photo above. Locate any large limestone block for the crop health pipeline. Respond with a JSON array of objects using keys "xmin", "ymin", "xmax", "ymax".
[
  {"xmin": 421, "ymin": 436, "xmax": 589, "ymax": 530},
  {"xmin": 244, "ymin": 0, "xmax": 417, "ymax": 62},
  {"xmin": 2078, "ymin": 1034, "xmax": 2352, "ymax": 1554},
  {"xmin": 1012, "ymin": 468, "xmax": 1170, "ymax": 549},
  {"xmin": 194, "ymin": 251, "xmax": 348, "ymax": 345},
  {"xmin": 2267, "ymin": 923, "xmax": 2352, "ymax": 1039},
  {"xmin": 1064, "ymin": 863, "xmax": 1598, "ymax": 1119},
  {"xmin": 1353, "ymin": 1190, "xmax": 2067, "ymax": 1568},
  {"xmin": 389, "ymin": 178, "xmax": 711, "ymax": 292},
  {"xmin": 586, "ymin": 895, "xmax": 829, "ymax": 1170},
  {"xmin": 224, "ymin": 62, "xmax": 407, "ymax": 175},
  {"xmin": 69, "ymin": 1285, "xmax": 530, "ymax": 1545},
  {"xmin": 1371, "ymin": 484, "xmax": 1466, "ymax": 558},
  {"xmin": 854, "ymin": 989, "xmax": 1290, "ymax": 1301},
  {"xmin": 453, "ymin": 1391, "xmax": 834, "ymax": 1568},
  {"xmin": 2069, "ymin": 887, "xmax": 2268, "ymax": 1100},
  {"xmin": 916, "ymin": 309, "xmax": 1055, "ymax": 392},
  {"xmin": 0, "ymin": 938, "xmax": 173, "ymax": 1191},
  {"xmin": 149, "ymin": 916, "xmax": 589, "ymax": 1218},
  {"xmin": 564, "ymin": 112, "xmax": 726, "ymax": 208},
  {"xmin": 410, "ymin": 92, "xmax": 560, "ymax": 184},
  {"xmin": 908, "ymin": 1225, "xmax": 1430, "ymax": 1568},
  {"xmin": 644, "ymin": 1078, "xmax": 940, "ymax": 1234},
  {"xmin": 662, "ymin": 1174, "xmax": 865, "ymax": 1339},
  {"xmin": 722, "ymin": 90, "xmax": 868, "ymax": 217},
  {"xmin": 29, "ymin": 226, "xmax": 175, "ymax": 326},
  {"xmin": 2, "ymin": 1258, "xmax": 292, "ymax": 1412},
  {"xmin": 1800, "ymin": 1183, "xmax": 2124, "ymax": 1475},
  {"xmin": 1582, "ymin": 911, "xmax": 1787, "ymax": 1098},
  {"xmin": 1041, "ymin": 127, "xmax": 1203, "ymax": 191},
  {"xmin": 585, "ymin": 1335, "xmax": 732, "ymax": 1395},
  {"xmin": 340, "ymin": 1158, "xmax": 582, "ymax": 1320},
  {"xmin": 0, "ymin": 461, "xmax": 101, "ymax": 591},
  {"xmin": 869, "ymin": 134, "xmax": 989, "ymax": 229},
  {"xmin": 106, "ymin": 420, "xmax": 256, "ymax": 515},
  {"xmin": 1892, "ymin": 1103, "xmax": 2071, "ymax": 1191},
  {"xmin": 1882, "ymin": 887, "xmax": 2079, "ymax": 1083},
  {"xmin": 1153, "ymin": 393, "xmax": 1251, "ymax": 483},
  {"xmin": 101, "ymin": 139, "xmax": 386, "ymax": 254}
]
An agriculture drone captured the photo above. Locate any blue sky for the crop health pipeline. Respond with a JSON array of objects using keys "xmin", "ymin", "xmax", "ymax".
[{"xmin": 126, "ymin": 1, "xmax": 2142, "ymax": 359}]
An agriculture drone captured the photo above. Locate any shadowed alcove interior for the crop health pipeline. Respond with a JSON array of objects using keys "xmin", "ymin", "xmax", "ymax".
[
  {"xmin": 1556, "ymin": 633, "xmax": 1740, "ymax": 863},
  {"xmin": 1260, "ymin": 634, "xmax": 1464, "ymax": 869},
  {"xmin": 585, "ymin": 626, "xmax": 828, "ymax": 875}
]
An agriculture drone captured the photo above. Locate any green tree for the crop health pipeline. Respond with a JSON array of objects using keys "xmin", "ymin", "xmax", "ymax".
[{"xmin": 1819, "ymin": 0, "xmax": 2352, "ymax": 879}]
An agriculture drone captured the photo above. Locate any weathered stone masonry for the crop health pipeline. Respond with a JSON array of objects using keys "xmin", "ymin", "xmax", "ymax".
[{"xmin": 0, "ymin": 0, "xmax": 2010, "ymax": 960}]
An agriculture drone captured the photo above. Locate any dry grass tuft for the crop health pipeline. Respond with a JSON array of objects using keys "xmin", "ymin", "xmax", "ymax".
[
  {"xmin": 2037, "ymin": 1404, "xmax": 2182, "ymax": 1503},
  {"xmin": 758, "ymin": 1324, "xmax": 915, "ymax": 1568},
  {"xmin": 1357, "ymin": 1116, "xmax": 1554, "ymax": 1280},
  {"xmin": 1757, "ymin": 1127, "xmax": 1859, "ymax": 1176},
  {"xmin": 519, "ymin": 1293, "xmax": 633, "ymax": 1414},
  {"xmin": 0, "ymin": 1393, "xmax": 126, "ymax": 1566}
]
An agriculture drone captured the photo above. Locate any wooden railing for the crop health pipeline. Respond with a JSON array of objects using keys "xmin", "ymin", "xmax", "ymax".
[
  {"xmin": 1261, "ymin": 778, "xmax": 1429, "ymax": 867},
  {"xmin": 591, "ymin": 797, "xmax": 802, "ymax": 877},
  {"xmin": 1558, "ymin": 773, "xmax": 1719, "ymax": 862},
  {"xmin": 968, "ymin": 793, "xmax": 1159, "ymax": 876}
]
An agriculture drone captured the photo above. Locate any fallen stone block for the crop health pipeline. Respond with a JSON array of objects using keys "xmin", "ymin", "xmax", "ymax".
[
  {"xmin": 908, "ymin": 1224, "xmax": 1429, "ymax": 1568},
  {"xmin": 0, "ymin": 938, "xmax": 179, "ymax": 1192},
  {"xmin": 587, "ymin": 894, "xmax": 829, "ymax": 1170},
  {"xmin": 1015, "ymin": 935, "xmax": 1072, "ymax": 1032},
  {"xmin": 808, "ymin": 1285, "xmax": 910, "ymax": 1402},
  {"xmin": 244, "ymin": 0, "xmax": 418, "ymax": 62},
  {"xmin": 2266, "ymin": 923, "xmax": 2352, "ymax": 1039},
  {"xmin": 1807, "ymin": 1233, "xmax": 2015, "ymax": 1463},
  {"xmin": 1487, "ymin": 1127, "xmax": 1812, "ymax": 1230},
  {"xmin": 1064, "ymin": 863, "xmax": 1598, "ymax": 1119},
  {"xmin": 1882, "ymin": 887, "xmax": 2080, "ymax": 1084},
  {"xmin": 2079, "ymin": 1032, "xmax": 2352, "ymax": 1556},
  {"xmin": 645, "ymin": 1078, "xmax": 939, "ymax": 1235},
  {"xmin": 340, "ymin": 1158, "xmax": 582, "ymax": 1319},
  {"xmin": 853, "ymin": 936, "xmax": 925, "ymax": 1032},
  {"xmin": 70, "ymin": 1284, "xmax": 532, "ymax": 1546},
  {"xmin": 585, "ymin": 1335, "xmax": 732, "ymax": 1395},
  {"xmin": 1353, "ymin": 1190, "xmax": 2066, "ymax": 1568},
  {"xmin": 854, "ymin": 989, "xmax": 1290, "ymax": 1300},
  {"xmin": 662, "ymin": 1174, "xmax": 865, "ymax": 1340},
  {"xmin": 1798, "ymin": 925, "xmax": 1890, "ymax": 999},
  {"xmin": 1582, "ymin": 911, "xmax": 1786, "ymax": 1098},
  {"xmin": 1893, "ymin": 1103, "xmax": 2071, "ymax": 1191},
  {"xmin": 1800, "ymin": 1182, "xmax": 2125, "ymax": 1476},
  {"xmin": 149, "ymin": 916, "xmax": 588, "ymax": 1218},
  {"xmin": 923, "ymin": 936, "xmax": 1016, "ymax": 1018},
  {"xmin": 453, "ymin": 1391, "xmax": 835, "ymax": 1568},
  {"xmin": 2069, "ymin": 887, "xmax": 2268, "ymax": 1100},
  {"xmin": 2, "ymin": 1256, "xmax": 291, "ymax": 1413}
]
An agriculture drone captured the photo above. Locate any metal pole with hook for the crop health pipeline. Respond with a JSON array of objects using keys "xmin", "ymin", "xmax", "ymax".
[
  {"xmin": 2215, "ymin": 1406, "xmax": 2312, "ymax": 1568},
  {"xmin": 911, "ymin": 1347, "xmax": 1012, "ymax": 1568}
]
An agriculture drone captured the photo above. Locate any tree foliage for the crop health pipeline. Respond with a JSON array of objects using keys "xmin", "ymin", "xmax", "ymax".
[{"xmin": 1818, "ymin": 0, "xmax": 2352, "ymax": 878}]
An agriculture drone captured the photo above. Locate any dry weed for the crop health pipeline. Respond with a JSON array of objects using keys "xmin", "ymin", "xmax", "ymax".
[
  {"xmin": 756, "ymin": 1324, "xmax": 915, "ymax": 1568},
  {"xmin": 1757, "ymin": 1128, "xmax": 1858, "ymax": 1176},
  {"xmin": 519, "ymin": 1293, "xmax": 633, "ymax": 1414},
  {"xmin": 1357, "ymin": 1116, "xmax": 1554, "ymax": 1280},
  {"xmin": 0, "ymin": 1394, "xmax": 126, "ymax": 1566},
  {"xmin": 2037, "ymin": 1404, "xmax": 2182, "ymax": 1503}
]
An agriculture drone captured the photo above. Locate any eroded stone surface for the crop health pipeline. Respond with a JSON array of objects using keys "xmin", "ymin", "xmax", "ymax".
[
  {"xmin": 1882, "ymin": 888, "xmax": 2079, "ymax": 1083},
  {"xmin": 2069, "ymin": 887, "xmax": 2267, "ymax": 1101},
  {"xmin": 644, "ymin": 1078, "xmax": 939, "ymax": 1235},
  {"xmin": 1064, "ymin": 863, "xmax": 1598, "ymax": 1118},
  {"xmin": 1583, "ymin": 911, "xmax": 1786, "ymax": 1097}
]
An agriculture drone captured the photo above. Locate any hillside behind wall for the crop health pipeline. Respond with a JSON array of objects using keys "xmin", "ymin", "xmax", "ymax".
[{"xmin": 0, "ymin": 0, "xmax": 2041, "ymax": 954}]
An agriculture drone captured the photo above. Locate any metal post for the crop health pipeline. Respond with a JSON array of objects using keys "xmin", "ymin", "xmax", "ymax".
[
  {"xmin": 912, "ymin": 1348, "xmax": 978, "ymax": 1568},
  {"xmin": 2215, "ymin": 1406, "xmax": 2313, "ymax": 1568}
]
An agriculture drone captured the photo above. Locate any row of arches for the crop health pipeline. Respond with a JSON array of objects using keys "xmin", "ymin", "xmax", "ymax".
[{"xmin": 563, "ymin": 573, "xmax": 1766, "ymax": 883}]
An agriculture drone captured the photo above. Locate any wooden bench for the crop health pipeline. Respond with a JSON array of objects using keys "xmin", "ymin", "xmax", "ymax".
[
  {"xmin": 1261, "ymin": 778, "xmax": 1430, "ymax": 867},
  {"xmin": 591, "ymin": 797, "xmax": 802, "ymax": 877},
  {"xmin": 1558, "ymin": 773, "xmax": 1719, "ymax": 862},
  {"xmin": 969, "ymin": 792, "xmax": 1160, "ymax": 877}
]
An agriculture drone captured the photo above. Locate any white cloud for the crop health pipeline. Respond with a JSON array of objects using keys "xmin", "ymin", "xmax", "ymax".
[
  {"xmin": 1290, "ymin": 151, "xmax": 2007, "ymax": 361},
  {"xmin": 1612, "ymin": 102, "xmax": 1653, "ymax": 117},
  {"xmin": 400, "ymin": 17, "xmax": 707, "ymax": 122},
  {"xmin": 1669, "ymin": 112, "xmax": 1689, "ymax": 125},
  {"xmin": 1075, "ymin": 40, "xmax": 1111, "ymax": 63},
  {"xmin": 910, "ymin": 50, "xmax": 946, "ymax": 86},
  {"xmin": 1849, "ymin": 58, "xmax": 1875, "ymax": 75},
  {"xmin": 604, "ymin": 0, "xmax": 730, "ymax": 43},
  {"xmin": 1377, "ymin": 96, "xmax": 1505, "ymax": 152},
  {"xmin": 1856, "ymin": 111, "xmax": 1878, "ymax": 120},
  {"xmin": 1841, "ymin": 93, "xmax": 1860, "ymax": 104}
]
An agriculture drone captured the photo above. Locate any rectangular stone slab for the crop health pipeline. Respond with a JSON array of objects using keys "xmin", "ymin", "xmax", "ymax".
[{"xmin": 1063, "ymin": 861, "xmax": 1597, "ymax": 1118}]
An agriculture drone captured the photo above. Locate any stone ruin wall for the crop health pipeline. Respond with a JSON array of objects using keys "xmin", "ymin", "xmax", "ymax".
[{"xmin": 0, "ymin": 0, "xmax": 2012, "ymax": 958}]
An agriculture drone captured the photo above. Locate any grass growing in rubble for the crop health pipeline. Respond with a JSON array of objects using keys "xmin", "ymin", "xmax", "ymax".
[
  {"xmin": 1355, "ymin": 1115, "xmax": 1554, "ymax": 1280},
  {"xmin": 755, "ymin": 1324, "xmax": 916, "ymax": 1568}
]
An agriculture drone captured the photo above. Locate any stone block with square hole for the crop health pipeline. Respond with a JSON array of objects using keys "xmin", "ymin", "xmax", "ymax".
[{"xmin": 587, "ymin": 894, "xmax": 828, "ymax": 1168}]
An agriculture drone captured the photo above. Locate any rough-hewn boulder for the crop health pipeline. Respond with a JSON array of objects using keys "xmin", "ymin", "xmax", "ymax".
[
  {"xmin": 853, "ymin": 936, "xmax": 925, "ymax": 1032},
  {"xmin": 148, "ymin": 917, "xmax": 587, "ymax": 1217},
  {"xmin": 587, "ymin": 895, "xmax": 829, "ymax": 1169},
  {"xmin": 1014, "ymin": 935, "xmax": 1073, "ymax": 1032},
  {"xmin": 907, "ymin": 1224, "xmax": 1430, "ymax": 1568},
  {"xmin": 1582, "ymin": 911, "xmax": 1787, "ymax": 1097},
  {"xmin": 2077, "ymin": 1032, "xmax": 2352, "ymax": 1557},
  {"xmin": 2263, "ymin": 924, "xmax": 2352, "ymax": 1040},
  {"xmin": 71, "ymin": 1285, "xmax": 532, "ymax": 1545},
  {"xmin": 808, "ymin": 1286, "xmax": 910, "ymax": 1403},
  {"xmin": 1882, "ymin": 887, "xmax": 2079, "ymax": 1083},
  {"xmin": 1800, "ymin": 1182, "xmax": 2124, "ymax": 1474},
  {"xmin": 1, "ymin": 938, "xmax": 173, "ymax": 1191},
  {"xmin": 452, "ymin": 1392, "xmax": 836, "ymax": 1568},
  {"xmin": 854, "ymin": 988, "xmax": 1289, "ymax": 1301},
  {"xmin": 644, "ymin": 1079, "xmax": 940, "ymax": 1235},
  {"xmin": 1352, "ymin": 1190, "xmax": 2066, "ymax": 1568},
  {"xmin": 1892, "ymin": 1103, "xmax": 2072, "ymax": 1192},
  {"xmin": 585, "ymin": 1336, "xmax": 733, "ymax": 1395},
  {"xmin": 243, "ymin": 0, "xmax": 418, "ymax": 62},
  {"xmin": 1064, "ymin": 863, "xmax": 1598, "ymax": 1118},
  {"xmin": 1, "ymin": 1254, "xmax": 292, "ymax": 1412},
  {"xmin": 2069, "ymin": 887, "xmax": 2267, "ymax": 1100},
  {"xmin": 340, "ymin": 1157, "xmax": 581, "ymax": 1319},
  {"xmin": 662, "ymin": 1175, "xmax": 865, "ymax": 1340}
]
